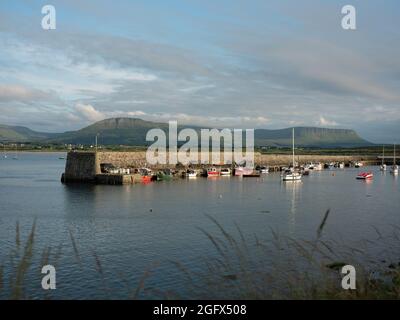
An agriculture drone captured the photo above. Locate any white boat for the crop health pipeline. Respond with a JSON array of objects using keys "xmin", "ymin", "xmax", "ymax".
[
  {"xmin": 220, "ymin": 168, "xmax": 231, "ymax": 176},
  {"xmin": 391, "ymin": 144, "xmax": 398, "ymax": 175},
  {"xmin": 260, "ymin": 166, "xmax": 269, "ymax": 173},
  {"xmin": 282, "ymin": 128, "xmax": 302, "ymax": 182},
  {"xmin": 380, "ymin": 146, "xmax": 387, "ymax": 171},
  {"xmin": 139, "ymin": 167, "xmax": 152, "ymax": 175},
  {"xmin": 354, "ymin": 161, "xmax": 363, "ymax": 168},
  {"xmin": 305, "ymin": 163, "xmax": 315, "ymax": 170},
  {"xmin": 339, "ymin": 162, "xmax": 345, "ymax": 169},
  {"xmin": 313, "ymin": 162, "xmax": 323, "ymax": 171},
  {"xmin": 282, "ymin": 169, "xmax": 302, "ymax": 181},
  {"xmin": 186, "ymin": 169, "xmax": 197, "ymax": 178}
]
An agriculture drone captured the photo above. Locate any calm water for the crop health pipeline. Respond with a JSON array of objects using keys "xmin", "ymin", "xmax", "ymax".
[{"xmin": 0, "ymin": 152, "xmax": 399, "ymax": 299}]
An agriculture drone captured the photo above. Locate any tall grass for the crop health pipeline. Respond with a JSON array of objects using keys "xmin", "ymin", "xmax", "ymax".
[
  {"xmin": 0, "ymin": 222, "xmax": 155, "ymax": 300},
  {"xmin": 180, "ymin": 212, "xmax": 400, "ymax": 299},
  {"xmin": 1, "ymin": 214, "xmax": 399, "ymax": 300}
]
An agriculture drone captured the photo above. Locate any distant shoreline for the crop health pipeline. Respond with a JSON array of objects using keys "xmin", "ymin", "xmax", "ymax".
[{"xmin": 0, "ymin": 146, "xmax": 391, "ymax": 157}]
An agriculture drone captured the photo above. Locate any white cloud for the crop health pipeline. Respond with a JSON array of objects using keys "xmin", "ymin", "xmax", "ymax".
[
  {"xmin": 0, "ymin": 84, "xmax": 48, "ymax": 102},
  {"xmin": 317, "ymin": 116, "xmax": 338, "ymax": 127},
  {"xmin": 73, "ymin": 63, "xmax": 157, "ymax": 82},
  {"xmin": 125, "ymin": 110, "xmax": 147, "ymax": 117},
  {"xmin": 179, "ymin": 84, "xmax": 216, "ymax": 93},
  {"xmin": 75, "ymin": 103, "xmax": 105, "ymax": 122}
]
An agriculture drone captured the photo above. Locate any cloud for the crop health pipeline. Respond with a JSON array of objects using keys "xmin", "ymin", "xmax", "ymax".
[
  {"xmin": 180, "ymin": 84, "xmax": 216, "ymax": 93},
  {"xmin": 75, "ymin": 103, "xmax": 106, "ymax": 122},
  {"xmin": 71, "ymin": 102, "xmax": 270, "ymax": 128},
  {"xmin": 1, "ymin": 1, "xmax": 400, "ymax": 142},
  {"xmin": 317, "ymin": 116, "xmax": 338, "ymax": 127},
  {"xmin": 0, "ymin": 84, "xmax": 49, "ymax": 102}
]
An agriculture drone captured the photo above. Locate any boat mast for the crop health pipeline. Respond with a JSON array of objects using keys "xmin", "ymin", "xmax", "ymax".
[
  {"xmin": 394, "ymin": 144, "xmax": 397, "ymax": 166},
  {"xmin": 382, "ymin": 146, "xmax": 385, "ymax": 165},
  {"xmin": 292, "ymin": 128, "xmax": 295, "ymax": 168}
]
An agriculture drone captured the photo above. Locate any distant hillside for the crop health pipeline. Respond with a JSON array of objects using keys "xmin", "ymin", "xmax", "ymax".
[
  {"xmin": 255, "ymin": 127, "xmax": 371, "ymax": 147},
  {"xmin": 49, "ymin": 118, "xmax": 172, "ymax": 146},
  {"xmin": 0, "ymin": 118, "xmax": 372, "ymax": 147},
  {"xmin": 0, "ymin": 124, "xmax": 54, "ymax": 142}
]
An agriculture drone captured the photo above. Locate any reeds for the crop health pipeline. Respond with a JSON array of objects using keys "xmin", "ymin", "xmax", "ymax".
[
  {"xmin": 183, "ymin": 212, "xmax": 400, "ymax": 300},
  {"xmin": 1, "ymin": 214, "xmax": 399, "ymax": 300}
]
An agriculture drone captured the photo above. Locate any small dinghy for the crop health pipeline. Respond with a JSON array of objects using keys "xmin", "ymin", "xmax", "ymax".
[
  {"xmin": 356, "ymin": 172, "xmax": 373, "ymax": 180},
  {"xmin": 185, "ymin": 169, "xmax": 197, "ymax": 178},
  {"xmin": 220, "ymin": 168, "xmax": 231, "ymax": 176}
]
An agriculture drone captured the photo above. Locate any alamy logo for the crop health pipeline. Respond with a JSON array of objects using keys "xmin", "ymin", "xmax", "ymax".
[
  {"xmin": 341, "ymin": 265, "xmax": 356, "ymax": 290},
  {"xmin": 341, "ymin": 5, "xmax": 356, "ymax": 30},
  {"xmin": 146, "ymin": 121, "xmax": 254, "ymax": 168},
  {"xmin": 41, "ymin": 265, "xmax": 56, "ymax": 290},
  {"xmin": 41, "ymin": 5, "xmax": 56, "ymax": 30}
]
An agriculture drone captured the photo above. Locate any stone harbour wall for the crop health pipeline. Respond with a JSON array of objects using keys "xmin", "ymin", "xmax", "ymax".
[
  {"xmin": 62, "ymin": 151, "xmax": 377, "ymax": 182},
  {"xmin": 63, "ymin": 151, "xmax": 100, "ymax": 182}
]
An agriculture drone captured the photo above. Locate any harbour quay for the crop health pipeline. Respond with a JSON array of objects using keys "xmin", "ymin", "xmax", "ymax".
[{"xmin": 60, "ymin": 151, "xmax": 378, "ymax": 185}]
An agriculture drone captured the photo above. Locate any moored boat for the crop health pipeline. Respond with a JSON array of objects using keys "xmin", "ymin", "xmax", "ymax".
[
  {"xmin": 257, "ymin": 165, "xmax": 269, "ymax": 173},
  {"xmin": 282, "ymin": 128, "xmax": 302, "ymax": 182},
  {"xmin": 304, "ymin": 163, "xmax": 315, "ymax": 170},
  {"xmin": 380, "ymin": 146, "xmax": 387, "ymax": 171},
  {"xmin": 186, "ymin": 169, "xmax": 197, "ymax": 178},
  {"xmin": 243, "ymin": 169, "xmax": 261, "ymax": 178},
  {"xmin": 234, "ymin": 167, "xmax": 253, "ymax": 176},
  {"xmin": 207, "ymin": 167, "xmax": 220, "ymax": 177},
  {"xmin": 139, "ymin": 168, "xmax": 153, "ymax": 183},
  {"xmin": 356, "ymin": 172, "xmax": 373, "ymax": 180},
  {"xmin": 314, "ymin": 163, "xmax": 323, "ymax": 171},
  {"xmin": 220, "ymin": 168, "xmax": 231, "ymax": 176},
  {"xmin": 354, "ymin": 161, "xmax": 363, "ymax": 168},
  {"xmin": 390, "ymin": 144, "xmax": 398, "ymax": 175},
  {"xmin": 157, "ymin": 169, "xmax": 173, "ymax": 181},
  {"xmin": 282, "ymin": 169, "xmax": 302, "ymax": 181}
]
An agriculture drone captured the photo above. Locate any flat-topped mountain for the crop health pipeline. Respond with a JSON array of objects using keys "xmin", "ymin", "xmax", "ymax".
[
  {"xmin": 0, "ymin": 118, "xmax": 372, "ymax": 147},
  {"xmin": 255, "ymin": 127, "xmax": 370, "ymax": 147}
]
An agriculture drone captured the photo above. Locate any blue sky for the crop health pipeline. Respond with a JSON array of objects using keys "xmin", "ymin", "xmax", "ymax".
[{"xmin": 0, "ymin": 0, "xmax": 399, "ymax": 143}]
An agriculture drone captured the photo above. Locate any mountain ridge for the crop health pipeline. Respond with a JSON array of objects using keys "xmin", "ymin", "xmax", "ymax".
[{"xmin": 0, "ymin": 117, "xmax": 373, "ymax": 147}]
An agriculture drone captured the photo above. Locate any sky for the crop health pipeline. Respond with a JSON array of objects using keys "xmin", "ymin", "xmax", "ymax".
[{"xmin": 0, "ymin": 0, "xmax": 399, "ymax": 143}]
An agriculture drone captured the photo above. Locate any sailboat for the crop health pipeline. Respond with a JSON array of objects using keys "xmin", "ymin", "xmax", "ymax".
[
  {"xmin": 282, "ymin": 128, "xmax": 302, "ymax": 181},
  {"xmin": 391, "ymin": 144, "xmax": 398, "ymax": 175},
  {"xmin": 380, "ymin": 146, "xmax": 387, "ymax": 171},
  {"xmin": 2, "ymin": 145, "xmax": 7, "ymax": 159}
]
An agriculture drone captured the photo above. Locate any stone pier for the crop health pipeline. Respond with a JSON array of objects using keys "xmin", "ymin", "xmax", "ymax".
[{"xmin": 61, "ymin": 151, "xmax": 378, "ymax": 184}]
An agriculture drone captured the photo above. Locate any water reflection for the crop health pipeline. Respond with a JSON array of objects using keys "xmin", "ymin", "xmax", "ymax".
[{"xmin": 282, "ymin": 181, "xmax": 302, "ymax": 235}]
